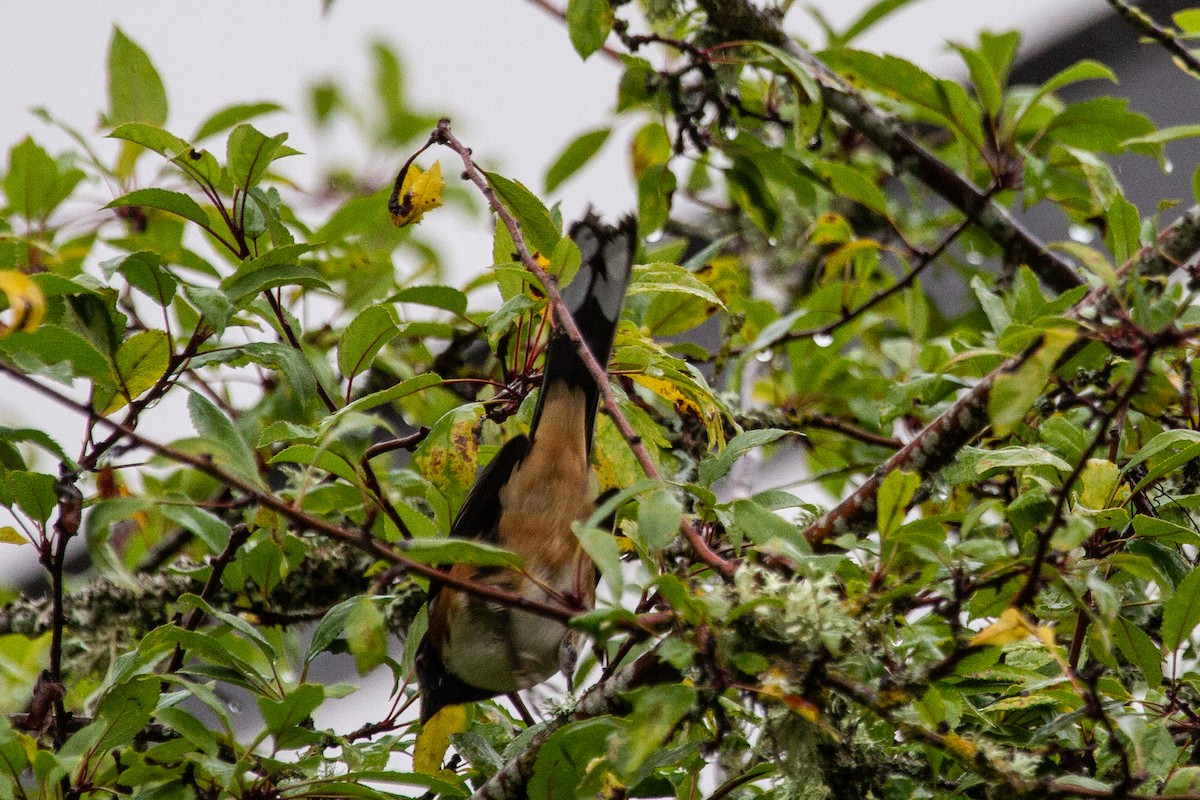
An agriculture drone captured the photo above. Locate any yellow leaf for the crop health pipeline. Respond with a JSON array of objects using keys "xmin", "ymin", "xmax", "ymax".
[
  {"xmin": 413, "ymin": 704, "xmax": 467, "ymax": 775},
  {"xmin": 0, "ymin": 270, "xmax": 45, "ymax": 337},
  {"xmin": 630, "ymin": 372, "xmax": 726, "ymax": 449},
  {"xmin": 942, "ymin": 732, "xmax": 978, "ymax": 760},
  {"xmin": 970, "ymin": 607, "xmax": 1035, "ymax": 647},
  {"xmin": 389, "ymin": 161, "xmax": 445, "ymax": 228},
  {"xmin": 0, "ymin": 526, "xmax": 28, "ymax": 545},
  {"xmin": 1033, "ymin": 623, "xmax": 1057, "ymax": 649}
]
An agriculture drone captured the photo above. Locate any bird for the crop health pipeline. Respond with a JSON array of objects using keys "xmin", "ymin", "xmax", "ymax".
[{"xmin": 415, "ymin": 212, "xmax": 636, "ymax": 723}]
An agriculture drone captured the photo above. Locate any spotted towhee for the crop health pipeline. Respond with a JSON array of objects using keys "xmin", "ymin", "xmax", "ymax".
[{"xmin": 415, "ymin": 213, "xmax": 636, "ymax": 722}]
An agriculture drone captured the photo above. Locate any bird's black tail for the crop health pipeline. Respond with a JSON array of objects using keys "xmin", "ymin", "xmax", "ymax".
[{"xmin": 529, "ymin": 213, "xmax": 636, "ymax": 453}]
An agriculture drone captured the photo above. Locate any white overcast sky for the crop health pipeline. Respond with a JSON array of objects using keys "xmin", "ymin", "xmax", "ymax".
[{"xmin": 0, "ymin": 0, "xmax": 1103, "ymax": 584}]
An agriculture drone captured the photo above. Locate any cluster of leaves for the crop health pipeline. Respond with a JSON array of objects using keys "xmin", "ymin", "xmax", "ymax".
[{"xmin": 2, "ymin": 1, "xmax": 1200, "ymax": 799}]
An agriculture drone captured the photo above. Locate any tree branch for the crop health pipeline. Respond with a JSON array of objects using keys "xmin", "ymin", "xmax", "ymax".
[
  {"xmin": 1105, "ymin": 0, "xmax": 1200, "ymax": 78},
  {"xmin": 804, "ymin": 204, "xmax": 1200, "ymax": 544},
  {"xmin": 0, "ymin": 361, "xmax": 589, "ymax": 626},
  {"xmin": 468, "ymin": 651, "xmax": 679, "ymax": 800}
]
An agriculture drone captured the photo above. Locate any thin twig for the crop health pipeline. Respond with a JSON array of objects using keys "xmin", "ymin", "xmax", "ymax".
[
  {"xmin": 359, "ymin": 429, "xmax": 429, "ymax": 540},
  {"xmin": 166, "ymin": 523, "xmax": 252, "ymax": 674},
  {"xmin": 1106, "ymin": 0, "xmax": 1200, "ymax": 77},
  {"xmin": 264, "ymin": 290, "xmax": 339, "ymax": 413},
  {"xmin": 43, "ymin": 467, "xmax": 82, "ymax": 752},
  {"xmin": 750, "ymin": 217, "xmax": 972, "ymax": 354},
  {"xmin": 1013, "ymin": 352, "xmax": 1151, "ymax": 608}
]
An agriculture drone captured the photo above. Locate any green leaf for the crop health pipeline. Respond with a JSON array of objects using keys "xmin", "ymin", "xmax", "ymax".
[
  {"xmin": 190, "ymin": 342, "xmax": 320, "ymax": 407},
  {"xmin": 222, "ymin": 261, "xmax": 328, "ymax": 306},
  {"xmin": 9, "ymin": 471, "xmax": 57, "ymax": 523},
  {"xmin": 725, "ymin": 158, "xmax": 774, "ymax": 234},
  {"xmin": 257, "ymin": 683, "xmax": 325, "ymax": 740},
  {"xmin": 338, "ymin": 305, "xmax": 400, "ymax": 381},
  {"xmin": 159, "ymin": 503, "xmax": 231, "ymax": 553},
  {"xmin": 107, "ymin": 27, "xmax": 168, "ymax": 126},
  {"xmin": 970, "ymin": 276, "xmax": 1012, "ymax": 334},
  {"xmin": 184, "ymin": 285, "xmax": 234, "ymax": 336},
  {"xmin": 178, "ymin": 593, "xmax": 277, "ymax": 658},
  {"xmin": 1122, "ymin": 124, "xmax": 1200, "ymax": 147},
  {"xmin": 345, "ymin": 596, "xmax": 388, "ymax": 674},
  {"xmin": 186, "ymin": 391, "xmax": 260, "ymax": 485},
  {"xmin": 566, "ymin": 0, "xmax": 615, "ymax": 59},
  {"xmin": 1011, "ymin": 60, "xmax": 1116, "ymax": 129},
  {"xmin": 97, "ymin": 329, "xmax": 170, "ymax": 414},
  {"xmin": 93, "ymin": 676, "xmax": 160, "ymax": 753},
  {"xmin": 1125, "ymin": 430, "xmax": 1200, "ymax": 494},
  {"xmin": 4, "ymin": 137, "xmax": 85, "ymax": 222},
  {"xmin": 270, "ymin": 445, "xmax": 360, "ymax": 485},
  {"xmin": 398, "ymin": 538, "xmax": 523, "ymax": 569},
  {"xmin": 822, "ymin": 49, "xmax": 983, "ymax": 148},
  {"xmin": 576, "ymin": 524, "xmax": 623, "ymax": 597},
  {"xmin": 612, "ymin": 684, "xmax": 697, "ymax": 778},
  {"xmin": 698, "ymin": 428, "xmax": 792, "ymax": 486},
  {"xmin": 528, "ymin": 718, "xmax": 621, "ymax": 800},
  {"xmin": 1112, "ymin": 616, "xmax": 1162, "ymax": 686},
  {"xmin": 484, "ymin": 172, "xmax": 560, "ymax": 256},
  {"xmin": 1104, "ymin": 196, "xmax": 1140, "ymax": 266},
  {"xmin": 545, "ymin": 128, "xmax": 610, "ymax": 192},
  {"xmin": 154, "ymin": 706, "xmax": 219, "ymax": 757},
  {"xmin": 1077, "ymin": 458, "xmax": 1120, "ymax": 511},
  {"xmin": 322, "ymin": 373, "xmax": 442, "ymax": 432},
  {"xmin": 988, "ymin": 328, "xmax": 1076, "ymax": 436},
  {"xmin": 389, "ymin": 285, "xmax": 469, "ymax": 316},
  {"xmin": 101, "ymin": 250, "xmax": 178, "ymax": 305},
  {"xmin": 877, "ymin": 470, "xmax": 920, "ymax": 537},
  {"xmin": 106, "ymin": 188, "xmax": 211, "ymax": 230},
  {"xmin": 1177, "ymin": 9, "xmax": 1200, "ymax": 32},
  {"xmin": 107, "ymin": 121, "xmax": 189, "ymax": 156},
  {"xmin": 1044, "ymin": 97, "xmax": 1156, "ymax": 154},
  {"xmin": 628, "ymin": 263, "xmax": 725, "ymax": 308},
  {"xmin": 0, "ymin": 324, "xmax": 115, "ymax": 382},
  {"xmin": 108, "ymin": 122, "xmax": 223, "ymax": 187},
  {"xmin": 951, "ymin": 41, "xmax": 1002, "ymax": 117},
  {"xmin": 839, "ymin": 0, "xmax": 922, "ymax": 44},
  {"xmin": 1132, "ymin": 515, "xmax": 1200, "ymax": 546},
  {"xmin": 1162, "ymin": 566, "xmax": 1200, "ymax": 651},
  {"xmin": 0, "ymin": 427, "xmax": 72, "ymax": 467},
  {"xmin": 226, "ymin": 124, "xmax": 297, "ymax": 190},
  {"xmin": 193, "ymin": 101, "xmax": 284, "ymax": 141},
  {"xmin": 306, "ymin": 596, "xmax": 362, "ymax": 665},
  {"xmin": 977, "ymin": 446, "xmax": 1072, "ymax": 474},
  {"xmin": 635, "ymin": 488, "xmax": 682, "ymax": 552},
  {"xmin": 728, "ymin": 499, "xmax": 808, "ymax": 554},
  {"xmin": 813, "ymin": 159, "xmax": 890, "ymax": 218}
]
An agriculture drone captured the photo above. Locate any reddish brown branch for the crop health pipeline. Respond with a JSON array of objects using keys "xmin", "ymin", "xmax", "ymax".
[
  {"xmin": 805, "ymin": 203, "xmax": 1200, "ymax": 544},
  {"xmin": 804, "ymin": 339, "xmax": 1040, "ymax": 544},
  {"xmin": 693, "ymin": 0, "xmax": 1084, "ymax": 294},
  {"xmin": 166, "ymin": 523, "xmax": 252, "ymax": 674},
  {"xmin": 0, "ymin": 362, "xmax": 591, "ymax": 626}
]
